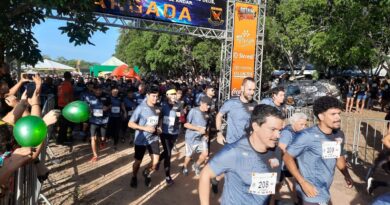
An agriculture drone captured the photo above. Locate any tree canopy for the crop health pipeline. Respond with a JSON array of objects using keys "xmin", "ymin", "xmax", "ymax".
[
  {"xmin": 115, "ymin": 29, "xmax": 221, "ymax": 76},
  {"xmin": 265, "ymin": 0, "xmax": 390, "ymax": 76},
  {"xmin": 0, "ymin": 0, "xmax": 108, "ymax": 66}
]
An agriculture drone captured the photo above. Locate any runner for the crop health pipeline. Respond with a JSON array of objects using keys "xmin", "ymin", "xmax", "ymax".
[
  {"xmin": 159, "ymin": 87, "xmax": 183, "ymax": 185},
  {"xmin": 122, "ymin": 88, "xmax": 137, "ymax": 144},
  {"xmin": 199, "ymin": 104, "xmax": 285, "ymax": 205},
  {"xmin": 278, "ymin": 112, "xmax": 308, "ymax": 203},
  {"xmin": 84, "ymin": 84, "xmax": 111, "ymax": 162},
  {"xmin": 260, "ymin": 87, "xmax": 285, "ymax": 113},
  {"xmin": 128, "ymin": 85, "xmax": 161, "ymax": 188},
  {"xmin": 283, "ymin": 96, "xmax": 354, "ymax": 204},
  {"xmin": 212, "ymin": 77, "xmax": 257, "ymax": 193},
  {"xmin": 366, "ymin": 133, "xmax": 390, "ymax": 194},
  {"xmin": 107, "ymin": 86, "xmax": 125, "ymax": 151},
  {"xmin": 182, "ymin": 96, "xmax": 211, "ymax": 176}
]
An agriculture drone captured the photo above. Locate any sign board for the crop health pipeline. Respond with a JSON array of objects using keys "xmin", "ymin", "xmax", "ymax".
[
  {"xmin": 230, "ymin": 2, "xmax": 258, "ymax": 96},
  {"xmin": 95, "ymin": 0, "xmax": 226, "ymax": 29}
]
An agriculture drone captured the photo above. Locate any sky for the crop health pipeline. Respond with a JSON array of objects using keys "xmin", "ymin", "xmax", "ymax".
[{"xmin": 32, "ymin": 19, "xmax": 120, "ymax": 64}]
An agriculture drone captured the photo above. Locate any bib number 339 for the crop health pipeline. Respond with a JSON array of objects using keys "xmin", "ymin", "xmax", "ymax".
[
  {"xmin": 322, "ymin": 141, "xmax": 341, "ymax": 159},
  {"xmin": 249, "ymin": 172, "xmax": 277, "ymax": 195}
]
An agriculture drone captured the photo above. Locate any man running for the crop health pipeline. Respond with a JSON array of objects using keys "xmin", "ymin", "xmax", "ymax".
[
  {"xmin": 182, "ymin": 96, "xmax": 211, "ymax": 176},
  {"xmin": 283, "ymin": 96, "xmax": 354, "ymax": 204},
  {"xmin": 128, "ymin": 85, "xmax": 161, "ymax": 188},
  {"xmin": 199, "ymin": 104, "xmax": 285, "ymax": 205},
  {"xmin": 260, "ymin": 87, "xmax": 285, "ymax": 113},
  {"xmin": 212, "ymin": 77, "xmax": 257, "ymax": 193}
]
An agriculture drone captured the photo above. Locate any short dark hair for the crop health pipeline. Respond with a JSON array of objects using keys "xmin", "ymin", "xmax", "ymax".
[
  {"xmin": 145, "ymin": 84, "xmax": 160, "ymax": 94},
  {"xmin": 313, "ymin": 96, "xmax": 343, "ymax": 119},
  {"xmin": 64, "ymin": 71, "xmax": 72, "ymax": 80},
  {"xmin": 250, "ymin": 104, "xmax": 285, "ymax": 128},
  {"xmin": 271, "ymin": 87, "xmax": 285, "ymax": 96},
  {"xmin": 242, "ymin": 77, "xmax": 255, "ymax": 86}
]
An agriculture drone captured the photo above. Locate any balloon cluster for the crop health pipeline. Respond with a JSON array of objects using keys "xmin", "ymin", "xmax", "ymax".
[{"xmin": 13, "ymin": 101, "xmax": 90, "ymax": 147}]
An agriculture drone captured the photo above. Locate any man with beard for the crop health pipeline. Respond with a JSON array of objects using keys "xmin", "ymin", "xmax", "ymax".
[
  {"xmin": 211, "ymin": 77, "xmax": 257, "ymax": 193},
  {"xmin": 283, "ymin": 96, "xmax": 354, "ymax": 205},
  {"xmin": 199, "ymin": 104, "xmax": 284, "ymax": 205}
]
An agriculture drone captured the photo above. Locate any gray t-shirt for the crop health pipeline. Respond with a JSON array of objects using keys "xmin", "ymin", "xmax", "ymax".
[
  {"xmin": 219, "ymin": 97, "xmax": 257, "ymax": 144},
  {"xmin": 185, "ymin": 107, "xmax": 208, "ymax": 145},
  {"xmin": 209, "ymin": 137, "xmax": 282, "ymax": 205},
  {"xmin": 129, "ymin": 102, "xmax": 161, "ymax": 145},
  {"xmin": 286, "ymin": 126, "xmax": 345, "ymax": 203},
  {"xmin": 260, "ymin": 98, "xmax": 284, "ymax": 112}
]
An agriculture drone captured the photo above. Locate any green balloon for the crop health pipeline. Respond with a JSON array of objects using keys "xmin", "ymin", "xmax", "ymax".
[
  {"xmin": 62, "ymin": 101, "xmax": 90, "ymax": 123},
  {"xmin": 13, "ymin": 116, "xmax": 48, "ymax": 147}
]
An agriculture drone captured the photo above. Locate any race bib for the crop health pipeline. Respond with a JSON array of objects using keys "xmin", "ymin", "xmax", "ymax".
[
  {"xmin": 322, "ymin": 141, "xmax": 341, "ymax": 159},
  {"xmin": 111, "ymin": 106, "xmax": 120, "ymax": 113},
  {"xmin": 163, "ymin": 116, "xmax": 175, "ymax": 126},
  {"xmin": 93, "ymin": 109, "xmax": 103, "ymax": 117},
  {"xmin": 146, "ymin": 116, "xmax": 159, "ymax": 126},
  {"xmin": 249, "ymin": 172, "xmax": 277, "ymax": 195},
  {"xmin": 128, "ymin": 111, "xmax": 134, "ymax": 116}
]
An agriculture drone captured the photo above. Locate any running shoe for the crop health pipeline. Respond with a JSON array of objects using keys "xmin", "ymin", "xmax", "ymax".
[{"xmin": 130, "ymin": 177, "xmax": 137, "ymax": 188}]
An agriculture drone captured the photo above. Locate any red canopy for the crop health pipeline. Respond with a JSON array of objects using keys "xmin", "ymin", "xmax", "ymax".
[{"xmin": 111, "ymin": 64, "xmax": 140, "ymax": 80}]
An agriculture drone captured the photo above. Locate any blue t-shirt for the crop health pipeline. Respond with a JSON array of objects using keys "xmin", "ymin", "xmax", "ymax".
[
  {"xmin": 219, "ymin": 97, "xmax": 257, "ymax": 143},
  {"xmin": 260, "ymin": 98, "xmax": 284, "ymax": 112},
  {"xmin": 372, "ymin": 193, "xmax": 390, "ymax": 205},
  {"xmin": 134, "ymin": 92, "xmax": 146, "ymax": 106},
  {"xmin": 110, "ymin": 96, "xmax": 122, "ymax": 118},
  {"xmin": 129, "ymin": 102, "xmax": 161, "ymax": 145},
  {"xmin": 279, "ymin": 125, "xmax": 297, "ymax": 147},
  {"xmin": 185, "ymin": 107, "xmax": 208, "ymax": 145},
  {"xmin": 286, "ymin": 126, "xmax": 345, "ymax": 204},
  {"xmin": 161, "ymin": 101, "xmax": 182, "ymax": 135},
  {"xmin": 85, "ymin": 94, "xmax": 111, "ymax": 125},
  {"xmin": 123, "ymin": 96, "xmax": 137, "ymax": 119},
  {"xmin": 209, "ymin": 137, "xmax": 282, "ymax": 205}
]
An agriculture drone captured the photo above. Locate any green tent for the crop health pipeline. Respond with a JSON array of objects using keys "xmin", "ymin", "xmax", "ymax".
[{"xmin": 89, "ymin": 65, "xmax": 117, "ymax": 77}]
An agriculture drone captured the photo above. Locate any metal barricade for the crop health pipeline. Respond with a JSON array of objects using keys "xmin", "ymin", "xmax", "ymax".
[{"xmin": 0, "ymin": 95, "xmax": 56, "ymax": 205}]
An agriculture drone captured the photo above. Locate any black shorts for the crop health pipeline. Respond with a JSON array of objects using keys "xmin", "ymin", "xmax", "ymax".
[
  {"xmin": 90, "ymin": 124, "xmax": 107, "ymax": 138},
  {"xmin": 134, "ymin": 141, "xmax": 160, "ymax": 161}
]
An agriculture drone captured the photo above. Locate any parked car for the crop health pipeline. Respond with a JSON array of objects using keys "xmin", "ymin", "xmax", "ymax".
[{"xmin": 261, "ymin": 79, "xmax": 341, "ymax": 107}]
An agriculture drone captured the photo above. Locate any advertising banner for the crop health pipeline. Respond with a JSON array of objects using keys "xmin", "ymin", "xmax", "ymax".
[
  {"xmin": 230, "ymin": 2, "xmax": 258, "ymax": 96},
  {"xmin": 94, "ymin": 0, "xmax": 226, "ymax": 29}
]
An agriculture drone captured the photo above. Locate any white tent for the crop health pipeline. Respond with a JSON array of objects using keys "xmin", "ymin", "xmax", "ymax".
[
  {"xmin": 23, "ymin": 59, "xmax": 75, "ymax": 72},
  {"xmin": 101, "ymin": 56, "xmax": 127, "ymax": 66}
]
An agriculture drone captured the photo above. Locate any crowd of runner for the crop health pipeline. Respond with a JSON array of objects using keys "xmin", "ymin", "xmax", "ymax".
[{"xmin": 0, "ymin": 62, "xmax": 389, "ymax": 204}]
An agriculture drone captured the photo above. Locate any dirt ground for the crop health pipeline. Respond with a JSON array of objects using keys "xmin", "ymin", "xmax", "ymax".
[{"xmin": 39, "ymin": 110, "xmax": 390, "ymax": 205}]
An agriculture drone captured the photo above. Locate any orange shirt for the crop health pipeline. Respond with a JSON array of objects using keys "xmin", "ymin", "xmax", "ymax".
[{"xmin": 57, "ymin": 81, "xmax": 73, "ymax": 107}]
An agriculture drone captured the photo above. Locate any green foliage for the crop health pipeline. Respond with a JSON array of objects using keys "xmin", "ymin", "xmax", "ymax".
[
  {"xmin": 265, "ymin": 0, "xmax": 390, "ymax": 77},
  {"xmin": 0, "ymin": 0, "xmax": 108, "ymax": 66},
  {"xmin": 115, "ymin": 29, "xmax": 221, "ymax": 75}
]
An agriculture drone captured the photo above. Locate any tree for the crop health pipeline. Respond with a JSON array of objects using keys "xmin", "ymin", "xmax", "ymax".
[
  {"xmin": 115, "ymin": 29, "xmax": 221, "ymax": 75},
  {"xmin": 0, "ymin": 0, "xmax": 108, "ymax": 66}
]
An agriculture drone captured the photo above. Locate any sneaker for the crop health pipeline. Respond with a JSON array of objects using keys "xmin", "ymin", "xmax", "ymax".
[
  {"xmin": 192, "ymin": 163, "xmax": 200, "ymax": 176},
  {"xmin": 143, "ymin": 169, "xmax": 152, "ymax": 187},
  {"xmin": 165, "ymin": 176, "xmax": 174, "ymax": 186},
  {"xmin": 182, "ymin": 167, "xmax": 189, "ymax": 176},
  {"xmin": 130, "ymin": 177, "xmax": 137, "ymax": 188},
  {"xmin": 211, "ymin": 178, "xmax": 219, "ymax": 194},
  {"xmin": 367, "ymin": 177, "xmax": 375, "ymax": 195}
]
